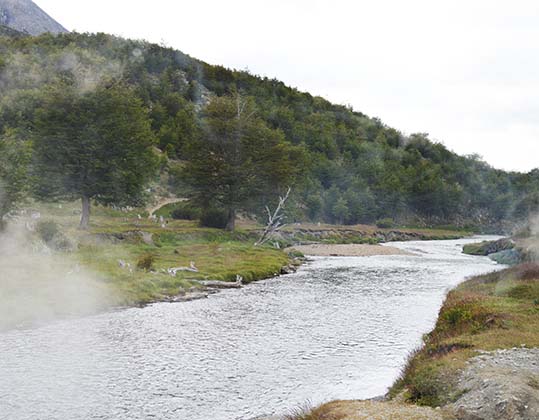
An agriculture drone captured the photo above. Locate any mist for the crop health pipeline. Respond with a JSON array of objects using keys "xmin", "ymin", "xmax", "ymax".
[{"xmin": 0, "ymin": 222, "xmax": 110, "ymax": 330}]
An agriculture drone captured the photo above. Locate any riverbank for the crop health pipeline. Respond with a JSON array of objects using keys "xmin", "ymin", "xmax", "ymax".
[
  {"xmin": 0, "ymin": 201, "xmax": 470, "ymax": 329},
  {"xmin": 292, "ymin": 262, "xmax": 539, "ymax": 420}
]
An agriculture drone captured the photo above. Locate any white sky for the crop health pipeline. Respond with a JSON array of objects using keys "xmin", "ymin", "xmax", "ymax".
[{"xmin": 35, "ymin": 0, "xmax": 539, "ymax": 172}]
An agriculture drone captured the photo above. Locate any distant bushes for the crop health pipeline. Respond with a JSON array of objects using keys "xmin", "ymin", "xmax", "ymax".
[
  {"xmin": 171, "ymin": 203, "xmax": 201, "ymax": 220},
  {"xmin": 376, "ymin": 218, "xmax": 395, "ymax": 229},
  {"xmin": 36, "ymin": 220, "xmax": 59, "ymax": 243},
  {"xmin": 199, "ymin": 208, "xmax": 228, "ymax": 229},
  {"xmin": 155, "ymin": 201, "xmax": 201, "ymax": 221},
  {"xmin": 36, "ymin": 220, "xmax": 72, "ymax": 251}
]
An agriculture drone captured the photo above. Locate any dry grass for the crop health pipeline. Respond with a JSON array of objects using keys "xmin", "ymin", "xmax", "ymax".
[{"xmin": 286, "ymin": 400, "xmax": 446, "ymax": 420}]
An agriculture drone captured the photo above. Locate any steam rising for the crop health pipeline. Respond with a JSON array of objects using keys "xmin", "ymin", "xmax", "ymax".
[
  {"xmin": 530, "ymin": 214, "xmax": 539, "ymax": 236},
  {"xmin": 0, "ymin": 223, "xmax": 108, "ymax": 331},
  {"xmin": 0, "ymin": 48, "xmax": 125, "ymax": 98}
]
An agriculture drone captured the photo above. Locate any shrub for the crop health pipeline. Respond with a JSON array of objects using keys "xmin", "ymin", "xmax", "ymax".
[
  {"xmin": 406, "ymin": 364, "xmax": 450, "ymax": 406},
  {"xmin": 171, "ymin": 203, "xmax": 201, "ymax": 220},
  {"xmin": 36, "ymin": 220, "xmax": 60, "ymax": 243},
  {"xmin": 512, "ymin": 263, "xmax": 539, "ymax": 281},
  {"xmin": 284, "ymin": 402, "xmax": 338, "ymax": 420},
  {"xmin": 506, "ymin": 284, "xmax": 539, "ymax": 300},
  {"xmin": 136, "ymin": 253, "xmax": 155, "ymax": 271},
  {"xmin": 199, "ymin": 208, "xmax": 228, "ymax": 229},
  {"xmin": 376, "ymin": 218, "xmax": 395, "ymax": 228}
]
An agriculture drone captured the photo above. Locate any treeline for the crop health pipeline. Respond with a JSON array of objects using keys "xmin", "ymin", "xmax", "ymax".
[{"xmin": 0, "ymin": 31, "xmax": 538, "ymax": 230}]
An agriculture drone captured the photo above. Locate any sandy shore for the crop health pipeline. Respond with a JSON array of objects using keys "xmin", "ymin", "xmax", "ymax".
[{"xmin": 289, "ymin": 243, "xmax": 412, "ymax": 257}]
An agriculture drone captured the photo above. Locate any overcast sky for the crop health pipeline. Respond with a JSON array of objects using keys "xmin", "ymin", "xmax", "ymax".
[{"xmin": 36, "ymin": 0, "xmax": 538, "ymax": 172}]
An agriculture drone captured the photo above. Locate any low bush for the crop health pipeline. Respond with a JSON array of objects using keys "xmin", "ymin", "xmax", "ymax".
[
  {"xmin": 512, "ymin": 263, "xmax": 539, "ymax": 281},
  {"xmin": 36, "ymin": 220, "xmax": 60, "ymax": 243},
  {"xmin": 436, "ymin": 295, "xmax": 497, "ymax": 336},
  {"xmin": 376, "ymin": 218, "xmax": 395, "ymax": 229},
  {"xmin": 36, "ymin": 220, "xmax": 72, "ymax": 251},
  {"xmin": 136, "ymin": 253, "xmax": 155, "ymax": 271},
  {"xmin": 171, "ymin": 203, "xmax": 201, "ymax": 220},
  {"xmin": 199, "ymin": 208, "xmax": 228, "ymax": 229},
  {"xmin": 406, "ymin": 364, "xmax": 454, "ymax": 406}
]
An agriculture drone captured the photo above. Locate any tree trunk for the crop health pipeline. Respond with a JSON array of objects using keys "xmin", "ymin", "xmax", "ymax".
[
  {"xmin": 225, "ymin": 208, "xmax": 236, "ymax": 231},
  {"xmin": 80, "ymin": 195, "xmax": 90, "ymax": 229}
]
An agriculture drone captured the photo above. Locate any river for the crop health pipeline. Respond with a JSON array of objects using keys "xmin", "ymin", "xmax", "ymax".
[{"xmin": 0, "ymin": 237, "xmax": 504, "ymax": 420}]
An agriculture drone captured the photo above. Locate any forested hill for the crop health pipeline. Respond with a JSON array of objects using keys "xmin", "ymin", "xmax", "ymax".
[{"xmin": 0, "ymin": 31, "xmax": 538, "ymax": 230}]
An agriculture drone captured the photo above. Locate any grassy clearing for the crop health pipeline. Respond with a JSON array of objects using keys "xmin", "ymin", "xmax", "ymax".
[{"xmin": 389, "ymin": 263, "xmax": 539, "ymax": 407}]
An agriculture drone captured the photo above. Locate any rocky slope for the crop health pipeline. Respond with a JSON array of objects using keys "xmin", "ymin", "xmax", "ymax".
[
  {"xmin": 453, "ymin": 348, "xmax": 539, "ymax": 420},
  {"xmin": 0, "ymin": 22, "xmax": 23, "ymax": 36},
  {"xmin": 0, "ymin": 0, "xmax": 67, "ymax": 35}
]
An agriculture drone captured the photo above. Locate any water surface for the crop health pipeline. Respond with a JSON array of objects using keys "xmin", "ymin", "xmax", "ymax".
[{"xmin": 0, "ymin": 237, "xmax": 503, "ymax": 420}]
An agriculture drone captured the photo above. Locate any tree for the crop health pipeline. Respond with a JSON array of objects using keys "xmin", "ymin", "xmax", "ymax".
[
  {"xmin": 0, "ymin": 131, "xmax": 31, "ymax": 226},
  {"xmin": 183, "ymin": 94, "xmax": 305, "ymax": 231},
  {"xmin": 332, "ymin": 197, "xmax": 350, "ymax": 225},
  {"xmin": 32, "ymin": 82, "xmax": 158, "ymax": 228}
]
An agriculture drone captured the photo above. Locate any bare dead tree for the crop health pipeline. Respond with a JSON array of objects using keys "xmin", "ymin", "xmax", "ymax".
[{"xmin": 255, "ymin": 187, "xmax": 291, "ymax": 246}]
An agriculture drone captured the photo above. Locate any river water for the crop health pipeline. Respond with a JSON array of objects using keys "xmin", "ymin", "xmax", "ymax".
[{"xmin": 0, "ymin": 237, "xmax": 504, "ymax": 420}]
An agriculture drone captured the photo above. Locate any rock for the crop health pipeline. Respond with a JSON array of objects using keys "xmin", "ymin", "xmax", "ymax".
[
  {"xmin": 489, "ymin": 249, "xmax": 522, "ymax": 266},
  {"xmin": 280, "ymin": 265, "xmax": 297, "ymax": 275},
  {"xmin": 451, "ymin": 348, "xmax": 539, "ymax": 420},
  {"xmin": 197, "ymin": 275, "xmax": 243, "ymax": 289},
  {"xmin": 0, "ymin": 0, "xmax": 67, "ymax": 35},
  {"xmin": 167, "ymin": 291, "xmax": 209, "ymax": 302},
  {"xmin": 464, "ymin": 238, "xmax": 515, "ymax": 256}
]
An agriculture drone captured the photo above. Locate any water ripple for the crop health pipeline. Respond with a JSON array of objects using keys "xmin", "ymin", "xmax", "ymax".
[{"xmin": 0, "ymin": 237, "xmax": 504, "ymax": 420}]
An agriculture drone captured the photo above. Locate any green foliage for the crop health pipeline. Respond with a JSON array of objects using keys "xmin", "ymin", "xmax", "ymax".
[
  {"xmin": 0, "ymin": 32, "xmax": 536, "ymax": 229},
  {"xmin": 199, "ymin": 208, "xmax": 228, "ymax": 229},
  {"xmin": 31, "ymin": 82, "xmax": 158, "ymax": 227},
  {"xmin": 0, "ymin": 132, "xmax": 31, "ymax": 221},
  {"xmin": 376, "ymin": 218, "xmax": 395, "ymax": 229},
  {"xmin": 171, "ymin": 203, "xmax": 201, "ymax": 220},
  {"xmin": 36, "ymin": 220, "xmax": 60, "ymax": 243},
  {"xmin": 183, "ymin": 94, "xmax": 306, "ymax": 230},
  {"xmin": 35, "ymin": 219, "xmax": 72, "ymax": 250}
]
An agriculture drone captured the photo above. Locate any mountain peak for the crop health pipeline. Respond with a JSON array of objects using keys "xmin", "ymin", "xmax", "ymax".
[{"xmin": 0, "ymin": 0, "xmax": 67, "ymax": 35}]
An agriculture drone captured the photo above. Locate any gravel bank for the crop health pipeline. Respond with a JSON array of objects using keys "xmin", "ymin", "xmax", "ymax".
[{"xmin": 288, "ymin": 243, "xmax": 413, "ymax": 257}]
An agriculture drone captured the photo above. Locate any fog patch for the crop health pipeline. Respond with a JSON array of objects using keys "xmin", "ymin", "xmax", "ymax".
[
  {"xmin": 0, "ymin": 223, "xmax": 110, "ymax": 331},
  {"xmin": 0, "ymin": 48, "xmax": 125, "ymax": 97}
]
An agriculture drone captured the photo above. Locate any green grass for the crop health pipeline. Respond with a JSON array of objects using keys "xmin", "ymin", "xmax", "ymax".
[{"xmin": 389, "ymin": 263, "xmax": 539, "ymax": 407}]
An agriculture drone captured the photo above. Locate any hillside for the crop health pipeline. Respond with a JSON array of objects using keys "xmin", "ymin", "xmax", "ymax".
[
  {"xmin": 0, "ymin": 23, "xmax": 23, "ymax": 37},
  {"xmin": 0, "ymin": 0, "xmax": 67, "ymax": 35},
  {"xmin": 0, "ymin": 31, "xmax": 537, "ymax": 230}
]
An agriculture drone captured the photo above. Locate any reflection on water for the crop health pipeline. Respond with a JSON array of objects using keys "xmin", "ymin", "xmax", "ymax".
[{"xmin": 0, "ymin": 237, "xmax": 503, "ymax": 420}]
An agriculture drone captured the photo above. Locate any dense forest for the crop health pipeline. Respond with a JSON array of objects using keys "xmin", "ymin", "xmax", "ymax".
[{"xmin": 0, "ymin": 31, "xmax": 538, "ymax": 231}]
